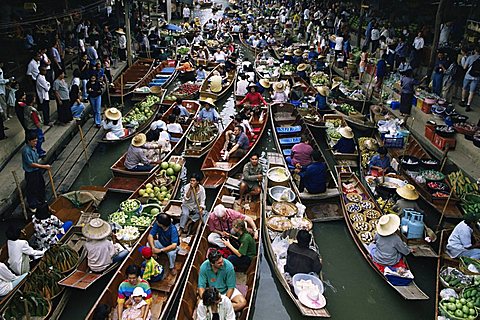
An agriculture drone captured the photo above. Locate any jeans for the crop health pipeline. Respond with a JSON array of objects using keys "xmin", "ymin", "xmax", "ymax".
[
  {"xmin": 179, "ymin": 205, "xmax": 204, "ymax": 229},
  {"xmin": 459, "ymin": 249, "xmax": 480, "ymax": 259},
  {"xmin": 128, "ymin": 164, "xmax": 154, "ymax": 171},
  {"xmin": 10, "ymin": 273, "xmax": 28, "ymax": 292},
  {"xmin": 89, "ymin": 95, "xmax": 102, "ymax": 125},
  {"xmin": 152, "ymin": 240, "xmax": 177, "ymax": 269},
  {"xmin": 432, "ymin": 72, "xmax": 444, "ymax": 96},
  {"xmin": 112, "ymin": 249, "xmax": 129, "ymax": 263},
  {"xmin": 81, "ymin": 79, "xmax": 88, "ymax": 100},
  {"xmin": 228, "ymin": 254, "xmax": 251, "ymax": 269},
  {"xmin": 71, "ymin": 102, "xmax": 85, "ymax": 119}
]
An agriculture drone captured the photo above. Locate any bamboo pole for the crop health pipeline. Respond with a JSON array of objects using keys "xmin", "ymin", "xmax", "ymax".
[
  {"xmin": 12, "ymin": 171, "xmax": 28, "ymax": 220},
  {"xmin": 439, "ymin": 147, "xmax": 450, "ymax": 172},
  {"xmin": 48, "ymin": 169, "xmax": 58, "ymax": 199},
  {"xmin": 436, "ymin": 176, "xmax": 457, "ymax": 233},
  {"xmin": 120, "ymin": 74, "xmax": 124, "ymax": 106},
  {"xmin": 78, "ymin": 124, "xmax": 89, "ymax": 163}
]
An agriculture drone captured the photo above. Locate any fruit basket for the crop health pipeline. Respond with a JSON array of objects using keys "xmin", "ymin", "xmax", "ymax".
[
  {"xmin": 346, "ymin": 193, "xmax": 363, "ymax": 202},
  {"xmin": 440, "ymin": 266, "xmax": 475, "ymax": 291},
  {"xmin": 120, "ymin": 199, "xmax": 142, "ymax": 215},
  {"xmin": 272, "ymin": 201, "xmax": 298, "ymax": 217},
  {"xmin": 267, "ymin": 216, "xmax": 292, "ymax": 232},
  {"xmin": 421, "ymin": 170, "xmax": 446, "ymax": 182},
  {"xmin": 346, "ymin": 202, "xmax": 362, "ymax": 213},
  {"xmin": 349, "ymin": 213, "xmax": 366, "ymax": 222},
  {"xmin": 439, "ymin": 297, "xmax": 478, "ymax": 319},
  {"xmin": 427, "ymin": 181, "xmax": 451, "ymax": 192},
  {"xmin": 352, "ymin": 221, "xmax": 372, "ymax": 232}
]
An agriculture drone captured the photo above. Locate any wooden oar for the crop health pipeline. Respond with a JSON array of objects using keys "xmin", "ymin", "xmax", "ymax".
[
  {"xmin": 120, "ymin": 74, "xmax": 124, "ymax": 106},
  {"xmin": 48, "ymin": 169, "xmax": 58, "ymax": 199},
  {"xmin": 78, "ymin": 124, "xmax": 89, "ymax": 163},
  {"xmin": 435, "ymin": 176, "xmax": 458, "ymax": 233},
  {"xmin": 12, "ymin": 171, "xmax": 28, "ymax": 220}
]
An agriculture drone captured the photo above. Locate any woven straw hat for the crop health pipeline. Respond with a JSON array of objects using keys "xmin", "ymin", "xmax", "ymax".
[
  {"xmin": 105, "ymin": 107, "xmax": 122, "ymax": 121},
  {"xmin": 294, "ymin": 49, "xmax": 303, "ymax": 56},
  {"xmin": 396, "ymin": 184, "xmax": 419, "ymax": 200},
  {"xmin": 82, "ymin": 218, "xmax": 111, "ymax": 240},
  {"xmin": 331, "ymin": 81, "xmax": 341, "ymax": 90},
  {"xmin": 132, "ymin": 133, "xmax": 147, "ymax": 147},
  {"xmin": 316, "ymin": 86, "xmax": 329, "ymax": 96},
  {"xmin": 259, "ymin": 79, "xmax": 271, "ymax": 88},
  {"xmin": 297, "ymin": 63, "xmax": 308, "ymax": 72},
  {"xmin": 338, "ymin": 126, "xmax": 354, "ymax": 139},
  {"xmin": 376, "ymin": 214, "xmax": 401, "ymax": 236},
  {"xmin": 115, "ymin": 28, "xmax": 126, "ymax": 35},
  {"xmin": 285, "ymin": 49, "xmax": 293, "ymax": 56},
  {"xmin": 273, "ymin": 82, "xmax": 285, "ymax": 92},
  {"xmin": 200, "ymin": 97, "xmax": 216, "ymax": 107}
]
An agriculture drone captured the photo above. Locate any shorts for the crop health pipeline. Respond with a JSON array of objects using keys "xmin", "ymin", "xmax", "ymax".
[
  {"xmin": 359, "ymin": 66, "xmax": 366, "ymax": 73},
  {"xmin": 463, "ymin": 77, "xmax": 479, "ymax": 92},
  {"xmin": 230, "ymin": 287, "xmax": 243, "ymax": 300}
]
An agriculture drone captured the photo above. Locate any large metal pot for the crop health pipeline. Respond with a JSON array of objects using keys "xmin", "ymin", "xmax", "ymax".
[{"xmin": 375, "ymin": 176, "xmax": 407, "ymax": 198}]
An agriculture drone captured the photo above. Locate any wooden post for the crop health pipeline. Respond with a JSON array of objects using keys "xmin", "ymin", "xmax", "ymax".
[
  {"xmin": 120, "ymin": 74, "xmax": 124, "ymax": 106},
  {"xmin": 12, "ymin": 171, "xmax": 28, "ymax": 220},
  {"xmin": 78, "ymin": 124, "xmax": 89, "ymax": 163},
  {"xmin": 439, "ymin": 147, "xmax": 450, "ymax": 172},
  {"xmin": 48, "ymin": 169, "xmax": 58, "ymax": 199},
  {"xmin": 436, "ymin": 176, "xmax": 457, "ymax": 233}
]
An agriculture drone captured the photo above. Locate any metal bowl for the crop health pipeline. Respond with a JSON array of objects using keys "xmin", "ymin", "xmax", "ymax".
[{"xmin": 268, "ymin": 186, "xmax": 295, "ymax": 202}]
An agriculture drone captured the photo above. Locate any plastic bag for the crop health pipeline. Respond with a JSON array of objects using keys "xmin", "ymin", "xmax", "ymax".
[
  {"xmin": 296, "ymin": 202, "xmax": 306, "ymax": 218},
  {"xmin": 439, "ymin": 288, "xmax": 458, "ymax": 300}
]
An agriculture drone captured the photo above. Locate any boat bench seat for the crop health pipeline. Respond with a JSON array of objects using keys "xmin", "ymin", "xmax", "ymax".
[
  {"xmin": 279, "ymin": 137, "xmax": 301, "ymax": 145},
  {"xmin": 282, "ymin": 149, "xmax": 292, "ymax": 156},
  {"xmin": 160, "ymin": 67, "xmax": 176, "ymax": 74},
  {"xmin": 252, "ymin": 127, "xmax": 261, "ymax": 133},
  {"xmin": 275, "ymin": 126, "xmax": 302, "ymax": 134}
]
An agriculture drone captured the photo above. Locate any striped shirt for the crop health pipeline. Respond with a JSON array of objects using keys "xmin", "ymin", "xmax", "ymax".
[{"xmin": 117, "ymin": 279, "xmax": 152, "ymax": 304}]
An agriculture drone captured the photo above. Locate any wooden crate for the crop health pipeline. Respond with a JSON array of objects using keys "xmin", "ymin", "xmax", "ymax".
[{"xmin": 424, "ymin": 125, "xmax": 436, "ymax": 142}]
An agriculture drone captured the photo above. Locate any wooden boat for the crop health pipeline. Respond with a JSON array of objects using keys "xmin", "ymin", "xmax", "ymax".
[
  {"xmin": 263, "ymin": 152, "xmax": 330, "ymax": 317},
  {"xmin": 131, "ymin": 60, "xmax": 178, "ymax": 101},
  {"xmin": 0, "ymin": 186, "xmax": 106, "ymax": 312},
  {"xmin": 85, "ymin": 200, "xmax": 205, "ymax": 320},
  {"xmin": 199, "ymin": 64, "xmax": 237, "ymax": 102},
  {"xmin": 333, "ymin": 98, "xmax": 376, "ymax": 133},
  {"xmin": 269, "ymin": 102, "xmax": 339, "ymax": 199},
  {"xmin": 338, "ymin": 171, "xmax": 429, "ymax": 300},
  {"xmin": 322, "ymin": 114, "xmax": 358, "ymax": 168},
  {"xmin": 109, "ymin": 58, "xmax": 155, "ymax": 98},
  {"xmin": 201, "ymin": 107, "xmax": 268, "ymax": 189},
  {"xmin": 174, "ymin": 181, "xmax": 261, "ymax": 320},
  {"xmin": 239, "ymin": 33, "xmax": 259, "ymax": 55},
  {"xmin": 184, "ymin": 121, "xmax": 220, "ymax": 158},
  {"xmin": 253, "ymin": 51, "xmax": 281, "ymax": 81}
]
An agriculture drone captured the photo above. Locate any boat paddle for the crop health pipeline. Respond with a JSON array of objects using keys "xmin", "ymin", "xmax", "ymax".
[{"xmin": 12, "ymin": 171, "xmax": 28, "ymax": 220}]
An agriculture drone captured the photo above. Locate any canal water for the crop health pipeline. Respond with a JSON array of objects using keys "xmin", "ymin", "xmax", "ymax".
[{"xmin": 59, "ymin": 2, "xmax": 435, "ymax": 319}]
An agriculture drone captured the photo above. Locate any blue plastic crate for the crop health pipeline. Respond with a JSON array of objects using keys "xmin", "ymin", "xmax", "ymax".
[
  {"xmin": 276, "ymin": 126, "xmax": 302, "ymax": 134},
  {"xmin": 391, "ymin": 101, "xmax": 400, "ymax": 110},
  {"xmin": 282, "ymin": 149, "xmax": 292, "ymax": 156},
  {"xmin": 279, "ymin": 137, "xmax": 301, "ymax": 145},
  {"xmin": 383, "ymin": 137, "xmax": 404, "ymax": 148}
]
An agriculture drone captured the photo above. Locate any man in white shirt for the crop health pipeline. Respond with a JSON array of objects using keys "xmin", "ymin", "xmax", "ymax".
[
  {"xmin": 303, "ymin": 8, "xmax": 310, "ymax": 21},
  {"xmin": 117, "ymin": 29, "xmax": 127, "ymax": 61},
  {"xmin": 26, "ymin": 53, "xmax": 41, "ymax": 89},
  {"xmin": 0, "ymin": 62, "xmax": 11, "ymax": 123},
  {"xmin": 370, "ymin": 27, "xmax": 380, "ymax": 54},
  {"xmin": 236, "ymin": 74, "xmax": 248, "ymax": 96},
  {"xmin": 36, "ymin": 67, "xmax": 52, "ymax": 126},
  {"xmin": 182, "ymin": 5, "xmax": 191, "ymax": 22},
  {"xmin": 213, "ymin": 49, "xmax": 227, "ymax": 63},
  {"xmin": 447, "ymin": 218, "xmax": 480, "ymax": 259}
]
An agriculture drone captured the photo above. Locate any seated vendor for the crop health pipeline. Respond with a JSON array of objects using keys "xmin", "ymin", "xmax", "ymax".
[
  {"xmin": 370, "ymin": 214, "xmax": 411, "ymax": 267},
  {"xmin": 290, "ymin": 82, "xmax": 305, "ymax": 102},
  {"xmin": 287, "ymin": 135, "xmax": 313, "ymax": 170},
  {"xmin": 101, "ymin": 107, "xmax": 125, "ymax": 140},
  {"xmin": 368, "ymin": 146, "xmax": 392, "ymax": 174},
  {"xmin": 239, "ymin": 153, "xmax": 263, "ymax": 203},
  {"xmin": 393, "ymin": 184, "xmax": 423, "ymax": 214},
  {"xmin": 176, "ymin": 59, "xmax": 194, "ymax": 73},
  {"xmin": 332, "ymin": 127, "xmax": 356, "ymax": 153},
  {"xmin": 116, "ymin": 265, "xmax": 152, "ymax": 320},
  {"xmin": 330, "ymin": 81, "xmax": 346, "ymax": 99},
  {"xmin": 209, "ymin": 70, "xmax": 223, "ymax": 93},
  {"xmin": 285, "ymin": 230, "xmax": 322, "ymax": 276},
  {"xmin": 124, "ymin": 133, "xmax": 156, "ymax": 171},
  {"xmin": 222, "ymin": 219, "xmax": 257, "ymax": 271},
  {"xmin": 314, "ymin": 86, "xmax": 329, "ymax": 110},
  {"xmin": 237, "ymin": 83, "xmax": 268, "ymax": 108},
  {"xmin": 198, "ymin": 98, "xmax": 219, "ymax": 122},
  {"xmin": 296, "ymin": 63, "xmax": 309, "ymax": 81},
  {"xmin": 271, "ymin": 82, "xmax": 289, "ymax": 103},
  {"xmin": 294, "ymin": 151, "xmax": 327, "ymax": 194},
  {"xmin": 222, "ymin": 125, "xmax": 250, "ymax": 160},
  {"xmin": 447, "ymin": 216, "xmax": 480, "ymax": 259}
]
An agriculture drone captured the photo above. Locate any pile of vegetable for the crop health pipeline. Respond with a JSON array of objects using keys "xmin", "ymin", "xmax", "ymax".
[
  {"xmin": 123, "ymin": 95, "xmax": 161, "ymax": 127},
  {"xmin": 439, "ymin": 296, "xmax": 478, "ymax": 319},
  {"xmin": 116, "ymin": 226, "xmax": 140, "ymax": 242},
  {"xmin": 163, "ymin": 95, "xmax": 177, "ymax": 101},
  {"xmin": 325, "ymin": 118, "xmax": 343, "ymax": 128},
  {"xmin": 39, "ymin": 244, "xmax": 79, "ymax": 273},
  {"xmin": 441, "ymin": 267, "xmax": 474, "ymax": 290},
  {"xmin": 137, "ymin": 161, "xmax": 182, "ymax": 203},
  {"xmin": 336, "ymin": 103, "xmax": 356, "ymax": 116},
  {"xmin": 326, "ymin": 128, "xmax": 341, "ymax": 140},
  {"xmin": 461, "ymin": 194, "xmax": 480, "ymax": 218},
  {"xmin": 188, "ymin": 121, "xmax": 217, "ymax": 143},
  {"xmin": 177, "ymin": 46, "xmax": 190, "ymax": 55},
  {"xmin": 172, "ymin": 82, "xmax": 200, "ymax": 98},
  {"xmin": 24, "ymin": 267, "xmax": 63, "ymax": 299},
  {"xmin": 310, "ymin": 72, "xmax": 329, "ymax": 86},
  {"xmin": 120, "ymin": 199, "xmax": 141, "ymax": 214},
  {"xmin": 3, "ymin": 292, "xmax": 50, "ymax": 319},
  {"xmin": 448, "ymin": 171, "xmax": 479, "ymax": 196},
  {"xmin": 279, "ymin": 63, "xmax": 296, "ymax": 75}
]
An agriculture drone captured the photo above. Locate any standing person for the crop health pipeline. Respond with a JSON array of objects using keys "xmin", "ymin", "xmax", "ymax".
[
  {"xmin": 0, "ymin": 62, "xmax": 11, "ymax": 136},
  {"xmin": 374, "ymin": 54, "xmax": 387, "ymax": 92},
  {"xmin": 147, "ymin": 213, "xmax": 179, "ymax": 276},
  {"xmin": 22, "ymin": 131, "xmax": 50, "ymax": 210},
  {"xmin": 116, "ymin": 29, "xmax": 127, "ymax": 61},
  {"xmin": 24, "ymin": 95, "xmax": 46, "ymax": 157},
  {"xmin": 370, "ymin": 25, "xmax": 380, "ymax": 54},
  {"xmin": 442, "ymin": 59, "xmax": 458, "ymax": 104},
  {"xmin": 79, "ymin": 54, "xmax": 90, "ymax": 101},
  {"xmin": 86, "ymin": 74, "xmax": 103, "ymax": 127},
  {"xmin": 26, "ymin": 53, "xmax": 41, "ymax": 90},
  {"xmin": 31, "ymin": 203, "xmax": 72, "ymax": 250},
  {"xmin": 238, "ymin": 153, "xmax": 263, "ymax": 204},
  {"xmin": 179, "ymin": 173, "xmax": 206, "ymax": 235},
  {"xmin": 6, "ymin": 226, "xmax": 45, "ymax": 275},
  {"xmin": 14, "ymin": 90, "xmax": 27, "ymax": 131},
  {"xmin": 6, "ymin": 78, "xmax": 18, "ymax": 120},
  {"xmin": 412, "ymin": 32, "xmax": 424, "ymax": 69},
  {"xmin": 455, "ymin": 48, "xmax": 469, "ymax": 99},
  {"xmin": 364, "ymin": 18, "xmax": 376, "ymax": 51},
  {"xmin": 399, "ymin": 69, "xmax": 425, "ymax": 116},
  {"xmin": 359, "ymin": 46, "xmax": 369, "ymax": 83},
  {"xmin": 182, "ymin": 5, "xmax": 191, "ymax": 22},
  {"xmin": 116, "ymin": 265, "xmax": 152, "ymax": 320},
  {"xmin": 432, "ymin": 51, "xmax": 449, "ymax": 97},
  {"xmin": 53, "ymin": 71, "xmax": 73, "ymax": 124},
  {"xmin": 196, "ymin": 287, "xmax": 236, "ymax": 320},
  {"xmin": 460, "ymin": 46, "xmax": 480, "ymax": 112},
  {"xmin": 36, "ymin": 67, "xmax": 52, "ymax": 126}
]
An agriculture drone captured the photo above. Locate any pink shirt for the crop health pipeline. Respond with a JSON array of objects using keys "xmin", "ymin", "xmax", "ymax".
[
  {"xmin": 291, "ymin": 143, "xmax": 313, "ymax": 166},
  {"xmin": 208, "ymin": 209, "xmax": 245, "ymax": 232}
]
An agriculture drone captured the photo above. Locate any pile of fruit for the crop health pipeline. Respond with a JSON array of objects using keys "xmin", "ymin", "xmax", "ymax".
[
  {"xmin": 172, "ymin": 82, "xmax": 201, "ymax": 98},
  {"xmin": 310, "ymin": 72, "xmax": 329, "ymax": 86},
  {"xmin": 325, "ymin": 118, "xmax": 343, "ymax": 128},
  {"xmin": 448, "ymin": 171, "xmax": 479, "ymax": 196},
  {"xmin": 188, "ymin": 121, "xmax": 217, "ymax": 143},
  {"xmin": 123, "ymin": 95, "xmax": 161, "ymax": 127},
  {"xmin": 109, "ymin": 211, "xmax": 128, "ymax": 225},
  {"xmin": 24, "ymin": 267, "xmax": 63, "ymax": 299},
  {"xmin": 39, "ymin": 244, "xmax": 79, "ymax": 273},
  {"xmin": 120, "ymin": 199, "xmax": 141, "ymax": 214},
  {"xmin": 279, "ymin": 63, "xmax": 296, "ymax": 75},
  {"xmin": 344, "ymin": 188, "xmax": 379, "ymax": 244},
  {"xmin": 326, "ymin": 127, "xmax": 341, "ymax": 140},
  {"xmin": 116, "ymin": 226, "xmax": 140, "ymax": 242},
  {"xmin": 3, "ymin": 292, "xmax": 50, "ymax": 319},
  {"xmin": 439, "ymin": 296, "xmax": 478, "ymax": 319},
  {"xmin": 337, "ymin": 103, "xmax": 357, "ymax": 116},
  {"xmin": 421, "ymin": 170, "xmax": 445, "ymax": 182},
  {"xmin": 163, "ymin": 94, "xmax": 177, "ymax": 101},
  {"xmin": 441, "ymin": 267, "xmax": 474, "ymax": 290},
  {"xmin": 177, "ymin": 46, "xmax": 190, "ymax": 55},
  {"xmin": 206, "ymin": 39, "xmax": 219, "ymax": 48},
  {"xmin": 358, "ymin": 137, "xmax": 378, "ymax": 169},
  {"xmin": 137, "ymin": 161, "xmax": 182, "ymax": 202}
]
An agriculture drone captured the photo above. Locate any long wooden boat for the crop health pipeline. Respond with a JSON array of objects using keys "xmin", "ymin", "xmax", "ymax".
[
  {"xmin": 253, "ymin": 51, "xmax": 281, "ymax": 81},
  {"xmin": 332, "ymin": 98, "xmax": 376, "ymax": 133},
  {"xmin": 109, "ymin": 101, "xmax": 200, "ymax": 182},
  {"xmin": 189, "ymin": 43, "xmax": 218, "ymax": 69},
  {"xmin": 175, "ymin": 181, "xmax": 261, "ymax": 320},
  {"xmin": 269, "ymin": 102, "xmax": 339, "ymax": 199},
  {"xmin": 84, "ymin": 199, "xmax": 204, "ymax": 320},
  {"xmin": 132, "ymin": 60, "xmax": 178, "ymax": 101},
  {"xmin": 184, "ymin": 121, "xmax": 220, "ymax": 158},
  {"xmin": 201, "ymin": 107, "xmax": 268, "ymax": 189},
  {"xmin": 263, "ymin": 152, "xmax": 330, "ymax": 317},
  {"xmin": 239, "ymin": 33, "xmax": 259, "ymax": 55},
  {"xmin": 338, "ymin": 171, "xmax": 429, "ymax": 300},
  {"xmin": 322, "ymin": 114, "xmax": 358, "ymax": 168},
  {"xmin": 109, "ymin": 58, "xmax": 155, "ymax": 98},
  {"xmin": 199, "ymin": 64, "xmax": 237, "ymax": 102}
]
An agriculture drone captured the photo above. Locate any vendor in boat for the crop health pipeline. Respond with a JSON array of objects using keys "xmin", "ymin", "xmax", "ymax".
[
  {"xmin": 196, "ymin": 287, "xmax": 236, "ymax": 320},
  {"xmin": 82, "ymin": 218, "xmax": 128, "ymax": 273},
  {"xmin": 368, "ymin": 146, "xmax": 392, "ymax": 175},
  {"xmin": 235, "ymin": 74, "xmax": 249, "ymax": 96},
  {"xmin": 296, "ymin": 63, "xmax": 309, "ymax": 82},
  {"xmin": 239, "ymin": 153, "xmax": 263, "ymax": 204},
  {"xmin": 150, "ymin": 113, "xmax": 167, "ymax": 133},
  {"xmin": 285, "ymin": 230, "xmax": 322, "ymax": 277},
  {"xmin": 283, "ymin": 48, "xmax": 293, "ymax": 63},
  {"xmin": 222, "ymin": 125, "xmax": 250, "ymax": 160},
  {"xmin": 446, "ymin": 215, "xmax": 480, "ymax": 259},
  {"xmin": 393, "ymin": 184, "xmax": 423, "ymax": 214},
  {"xmin": 255, "ymin": 78, "xmax": 271, "ymax": 97},
  {"xmin": 369, "ymin": 214, "xmax": 412, "ymax": 267},
  {"xmin": 198, "ymin": 249, "xmax": 247, "ymax": 312},
  {"xmin": 177, "ymin": 35, "xmax": 190, "ymax": 47},
  {"xmin": 237, "ymin": 83, "xmax": 268, "ymax": 109},
  {"xmin": 166, "ymin": 114, "xmax": 183, "ymax": 134},
  {"xmin": 213, "ymin": 48, "xmax": 227, "ymax": 64},
  {"xmin": 329, "ymin": 80, "xmax": 346, "ymax": 99},
  {"xmin": 198, "ymin": 98, "xmax": 220, "ymax": 122},
  {"xmin": 31, "ymin": 203, "xmax": 73, "ymax": 250},
  {"xmin": 124, "ymin": 134, "xmax": 157, "ymax": 171},
  {"xmin": 209, "ymin": 70, "xmax": 224, "ymax": 93},
  {"xmin": 147, "ymin": 213, "xmax": 179, "ymax": 276},
  {"xmin": 196, "ymin": 65, "xmax": 207, "ymax": 82},
  {"xmin": 117, "ymin": 264, "xmax": 152, "ymax": 320},
  {"xmin": 288, "ymin": 135, "xmax": 313, "ymax": 169},
  {"xmin": 272, "ymin": 82, "xmax": 289, "ymax": 103},
  {"xmin": 308, "ymin": 45, "xmax": 319, "ymax": 61},
  {"xmin": 314, "ymin": 55, "xmax": 328, "ymax": 72},
  {"xmin": 179, "ymin": 173, "xmax": 206, "ymax": 235},
  {"xmin": 101, "ymin": 107, "xmax": 126, "ymax": 140},
  {"xmin": 294, "ymin": 150, "xmax": 328, "ymax": 194},
  {"xmin": 314, "ymin": 86, "xmax": 329, "ymax": 110},
  {"xmin": 222, "ymin": 219, "xmax": 257, "ymax": 271},
  {"xmin": 224, "ymin": 54, "xmax": 238, "ymax": 72},
  {"xmin": 290, "ymin": 82, "xmax": 305, "ymax": 102},
  {"xmin": 176, "ymin": 59, "xmax": 194, "ymax": 73},
  {"xmin": 6, "ymin": 226, "xmax": 45, "ymax": 275},
  {"xmin": 142, "ymin": 131, "xmax": 163, "ymax": 162},
  {"xmin": 292, "ymin": 49, "xmax": 304, "ymax": 65},
  {"xmin": 0, "ymin": 262, "xmax": 28, "ymax": 297},
  {"xmin": 173, "ymin": 104, "xmax": 191, "ymax": 118},
  {"xmin": 332, "ymin": 126, "xmax": 356, "ymax": 154},
  {"xmin": 208, "ymin": 204, "xmax": 258, "ymax": 247}
]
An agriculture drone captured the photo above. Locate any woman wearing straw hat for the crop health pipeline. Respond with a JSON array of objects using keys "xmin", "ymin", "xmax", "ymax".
[
  {"xmin": 124, "ymin": 133, "xmax": 157, "ymax": 171},
  {"xmin": 292, "ymin": 49, "xmax": 304, "ymax": 65},
  {"xmin": 101, "ymin": 107, "xmax": 125, "ymax": 140},
  {"xmin": 393, "ymin": 184, "xmax": 423, "ymax": 214},
  {"xmin": 370, "ymin": 214, "xmax": 412, "ymax": 267},
  {"xmin": 314, "ymin": 85, "xmax": 329, "ymax": 110},
  {"xmin": 283, "ymin": 48, "xmax": 293, "ymax": 63},
  {"xmin": 272, "ymin": 82, "xmax": 288, "ymax": 103},
  {"xmin": 290, "ymin": 82, "xmax": 305, "ymax": 102},
  {"xmin": 82, "ymin": 218, "xmax": 128, "ymax": 273},
  {"xmin": 332, "ymin": 126, "xmax": 356, "ymax": 153},
  {"xmin": 296, "ymin": 63, "xmax": 309, "ymax": 81},
  {"xmin": 198, "ymin": 98, "xmax": 220, "ymax": 122},
  {"xmin": 237, "ymin": 83, "xmax": 267, "ymax": 110}
]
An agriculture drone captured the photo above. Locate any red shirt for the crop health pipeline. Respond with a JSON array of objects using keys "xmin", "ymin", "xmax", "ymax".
[{"xmin": 239, "ymin": 92, "xmax": 267, "ymax": 106}]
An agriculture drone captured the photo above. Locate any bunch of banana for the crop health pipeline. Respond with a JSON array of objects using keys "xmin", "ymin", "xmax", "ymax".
[
  {"xmin": 360, "ymin": 151, "xmax": 377, "ymax": 169},
  {"xmin": 39, "ymin": 244, "xmax": 79, "ymax": 273},
  {"xmin": 448, "ymin": 170, "xmax": 479, "ymax": 196},
  {"xmin": 3, "ymin": 292, "xmax": 49, "ymax": 319},
  {"xmin": 377, "ymin": 197, "xmax": 396, "ymax": 214},
  {"xmin": 24, "ymin": 267, "xmax": 63, "ymax": 299}
]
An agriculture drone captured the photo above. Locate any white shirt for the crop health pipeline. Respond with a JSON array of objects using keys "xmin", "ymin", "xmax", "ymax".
[
  {"xmin": 334, "ymin": 36, "xmax": 344, "ymax": 51},
  {"xmin": 0, "ymin": 68, "xmax": 9, "ymax": 96},
  {"xmin": 102, "ymin": 119, "xmax": 125, "ymax": 139},
  {"xmin": 36, "ymin": 74, "xmax": 50, "ymax": 103},
  {"xmin": 26, "ymin": 59, "xmax": 40, "ymax": 80},
  {"xmin": 183, "ymin": 7, "xmax": 190, "ymax": 18},
  {"xmin": 7, "ymin": 239, "xmax": 44, "ymax": 275},
  {"xmin": 446, "ymin": 221, "xmax": 473, "ymax": 258},
  {"xmin": 41, "ymin": 53, "xmax": 51, "ymax": 70},
  {"xmin": 0, "ymin": 263, "xmax": 19, "ymax": 296},
  {"xmin": 303, "ymin": 8, "xmax": 310, "ymax": 20},
  {"xmin": 150, "ymin": 119, "xmax": 167, "ymax": 131},
  {"xmin": 119, "ymin": 34, "xmax": 127, "ymax": 49},
  {"xmin": 84, "ymin": 239, "xmax": 115, "ymax": 272},
  {"xmin": 167, "ymin": 123, "xmax": 183, "ymax": 134},
  {"xmin": 371, "ymin": 28, "xmax": 380, "ymax": 41},
  {"xmin": 252, "ymin": 39, "xmax": 260, "ymax": 48},
  {"xmin": 196, "ymin": 294, "xmax": 235, "ymax": 320},
  {"xmin": 236, "ymin": 79, "xmax": 248, "ymax": 96},
  {"xmin": 214, "ymin": 52, "xmax": 227, "ymax": 62},
  {"xmin": 159, "ymin": 130, "xmax": 170, "ymax": 141},
  {"xmin": 413, "ymin": 37, "xmax": 424, "ymax": 50}
]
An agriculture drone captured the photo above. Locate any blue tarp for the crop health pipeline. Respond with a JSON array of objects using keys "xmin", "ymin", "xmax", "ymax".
[{"xmin": 165, "ymin": 24, "xmax": 182, "ymax": 32}]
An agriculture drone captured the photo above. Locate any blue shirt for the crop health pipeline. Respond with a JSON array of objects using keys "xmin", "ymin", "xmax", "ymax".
[
  {"xmin": 149, "ymin": 223, "xmax": 179, "ymax": 247},
  {"xmin": 315, "ymin": 93, "xmax": 327, "ymax": 110},
  {"xmin": 196, "ymin": 69, "xmax": 206, "ymax": 80},
  {"xmin": 308, "ymin": 51, "xmax": 318, "ymax": 61},
  {"xmin": 333, "ymin": 137, "xmax": 356, "ymax": 153},
  {"xmin": 292, "ymin": 56, "xmax": 303, "ymax": 65},
  {"xmin": 235, "ymin": 132, "xmax": 250, "ymax": 150},
  {"xmin": 22, "ymin": 144, "xmax": 39, "ymax": 173},
  {"xmin": 297, "ymin": 70, "xmax": 308, "ymax": 81},
  {"xmin": 376, "ymin": 59, "xmax": 387, "ymax": 77},
  {"xmin": 178, "ymin": 105, "xmax": 190, "ymax": 117},
  {"xmin": 198, "ymin": 107, "xmax": 219, "ymax": 122},
  {"xmin": 368, "ymin": 154, "xmax": 391, "ymax": 170},
  {"xmin": 300, "ymin": 162, "xmax": 327, "ymax": 193},
  {"xmin": 198, "ymin": 259, "xmax": 236, "ymax": 294}
]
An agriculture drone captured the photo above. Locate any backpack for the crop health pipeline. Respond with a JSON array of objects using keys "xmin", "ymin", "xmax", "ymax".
[{"xmin": 469, "ymin": 57, "xmax": 480, "ymax": 77}]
